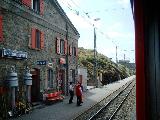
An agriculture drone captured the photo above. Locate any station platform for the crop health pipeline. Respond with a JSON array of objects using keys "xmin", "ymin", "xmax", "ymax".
[{"xmin": 11, "ymin": 76, "xmax": 135, "ymax": 120}]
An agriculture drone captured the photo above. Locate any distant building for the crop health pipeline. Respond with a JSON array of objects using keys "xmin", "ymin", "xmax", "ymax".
[
  {"xmin": 78, "ymin": 66, "xmax": 88, "ymax": 91},
  {"xmin": 119, "ymin": 60, "xmax": 130, "ymax": 63},
  {"xmin": 118, "ymin": 60, "xmax": 136, "ymax": 71},
  {"xmin": 0, "ymin": 0, "xmax": 79, "ymax": 104}
]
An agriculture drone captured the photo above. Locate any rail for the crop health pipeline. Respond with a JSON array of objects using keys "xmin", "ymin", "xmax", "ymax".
[
  {"xmin": 72, "ymin": 78, "xmax": 135, "ymax": 120},
  {"xmin": 88, "ymin": 80, "xmax": 135, "ymax": 120}
]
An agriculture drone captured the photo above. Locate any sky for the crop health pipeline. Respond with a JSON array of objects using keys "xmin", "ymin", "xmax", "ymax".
[{"xmin": 57, "ymin": 0, "xmax": 135, "ymax": 63}]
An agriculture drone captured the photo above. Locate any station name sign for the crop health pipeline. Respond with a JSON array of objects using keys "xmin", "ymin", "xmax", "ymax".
[
  {"xmin": 37, "ymin": 60, "xmax": 47, "ymax": 65},
  {"xmin": 1, "ymin": 48, "xmax": 27, "ymax": 59}
]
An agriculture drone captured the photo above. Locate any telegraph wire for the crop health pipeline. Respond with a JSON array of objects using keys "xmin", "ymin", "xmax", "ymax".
[
  {"xmin": 65, "ymin": 0, "xmax": 120, "ymax": 46},
  {"xmin": 58, "ymin": 0, "xmax": 131, "ymax": 53}
]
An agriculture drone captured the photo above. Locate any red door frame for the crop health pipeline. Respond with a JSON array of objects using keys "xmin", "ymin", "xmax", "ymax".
[{"xmin": 134, "ymin": 0, "xmax": 147, "ymax": 119}]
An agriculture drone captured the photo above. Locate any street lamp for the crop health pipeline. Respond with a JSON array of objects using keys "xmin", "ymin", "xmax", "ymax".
[{"xmin": 93, "ymin": 18, "xmax": 100, "ymax": 88}]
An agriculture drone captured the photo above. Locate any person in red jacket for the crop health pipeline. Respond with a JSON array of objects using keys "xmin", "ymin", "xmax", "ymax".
[{"xmin": 76, "ymin": 82, "xmax": 82, "ymax": 106}]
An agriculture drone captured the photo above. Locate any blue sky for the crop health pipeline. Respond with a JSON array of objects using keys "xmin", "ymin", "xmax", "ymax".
[{"xmin": 57, "ymin": 0, "xmax": 135, "ymax": 63}]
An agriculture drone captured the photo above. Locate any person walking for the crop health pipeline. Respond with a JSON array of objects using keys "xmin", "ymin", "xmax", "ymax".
[
  {"xmin": 69, "ymin": 82, "xmax": 74, "ymax": 104},
  {"xmin": 76, "ymin": 82, "xmax": 82, "ymax": 106},
  {"xmin": 79, "ymin": 83, "xmax": 83, "ymax": 103}
]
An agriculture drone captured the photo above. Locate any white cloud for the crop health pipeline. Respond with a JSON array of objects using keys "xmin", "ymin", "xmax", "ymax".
[
  {"xmin": 117, "ymin": 0, "xmax": 130, "ymax": 8},
  {"xmin": 67, "ymin": 12, "xmax": 92, "ymax": 29},
  {"xmin": 98, "ymin": 47, "xmax": 116, "ymax": 59},
  {"xmin": 57, "ymin": 0, "xmax": 135, "ymax": 62},
  {"xmin": 104, "ymin": 22, "xmax": 134, "ymax": 40},
  {"xmin": 57, "ymin": 0, "xmax": 77, "ymax": 9},
  {"xmin": 107, "ymin": 22, "xmax": 123, "ymax": 31},
  {"xmin": 97, "ymin": 44, "xmax": 135, "ymax": 63},
  {"xmin": 107, "ymin": 31, "xmax": 132, "ymax": 40}
]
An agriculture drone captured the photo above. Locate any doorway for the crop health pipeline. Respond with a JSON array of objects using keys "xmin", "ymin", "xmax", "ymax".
[
  {"xmin": 58, "ymin": 69, "xmax": 65, "ymax": 94},
  {"xmin": 31, "ymin": 68, "xmax": 40, "ymax": 102}
]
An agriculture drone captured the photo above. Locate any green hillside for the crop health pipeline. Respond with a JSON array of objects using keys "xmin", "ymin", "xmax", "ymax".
[{"xmin": 78, "ymin": 47, "xmax": 132, "ymax": 85}]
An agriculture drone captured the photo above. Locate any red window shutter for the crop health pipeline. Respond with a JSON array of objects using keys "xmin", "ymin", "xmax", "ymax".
[
  {"xmin": 56, "ymin": 37, "xmax": 60, "ymax": 54},
  {"xmin": 0, "ymin": 16, "xmax": 3, "ymax": 42},
  {"xmin": 69, "ymin": 45, "xmax": 72, "ymax": 56},
  {"xmin": 40, "ymin": 31, "xmax": 44, "ymax": 49},
  {"xmin": 40, "ymin": 0, "xmax": 44, "ymax": 15},
  {"xmin": 64, "ymin": 39, "xmax": 67, "ymax": 55},
  {"xmin": 22, "ymin": 0, "xmax": 31, "ymax": 7},
  {"xmin": 76, "ymin": 48, "xmax": 78, "ymax": 56},
  {"xmin": 31, "ymin": 28, "xmax": 36, "ymax": 49}
]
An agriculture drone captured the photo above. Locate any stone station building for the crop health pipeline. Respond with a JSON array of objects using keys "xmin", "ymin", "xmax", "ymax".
[{"xmin": 0, "ymin": 0, "xmax": 79, "ymax": 106}]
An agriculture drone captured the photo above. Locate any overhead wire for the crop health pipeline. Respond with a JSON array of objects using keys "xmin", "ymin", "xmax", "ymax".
[
  {"xmin": 59, "ymin": 0, "xmax": 130, "ymax": 52},
  {"xmin": 68, "ymin": 0, "xmax": 121, "ymax": 47}
]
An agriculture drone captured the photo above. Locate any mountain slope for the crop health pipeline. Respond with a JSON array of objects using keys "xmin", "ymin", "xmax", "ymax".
[{"xmin": 78, "ymin": 47, "xmax": 131, "ymax": 85}]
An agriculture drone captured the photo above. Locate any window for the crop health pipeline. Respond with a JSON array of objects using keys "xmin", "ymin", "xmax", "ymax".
[
  {"xmin": 71, "ymin": 47, "xmax": 78, "ymax": 56},
  {"xmin": 32, "ymin": 0, "xmax": 40, "ymax": 13},
  {"xmin": 35, "ymin": 29, "xmax": 41, "ymax": 49},
  {"xmin": 72, "ymin": 47, "xmax": 76, "ymax": 56},
  {"xmin": 56, "ymin": 37, "xmax": 67, "ymax": 55},
  {"xmin": 69, "ymin": 45, "xmax": 72, "ymax": 56},
  {"xmin": 70, "ymin": 69, "xmax": 75, "ymax": 83},
  {"xmin": 60, "ymin": 39, "xmax": 65, "ymax": 54},
  {"xmin": 31, "ymin": 28, "xmax": 44, "ymax": 49},
  {"xmin": 47, "ymin": 69, "xmax": 53, "ymax": 88},
  {"xmin": 22, "ymin": 0, "xmax": 44, "ymax": 15}
]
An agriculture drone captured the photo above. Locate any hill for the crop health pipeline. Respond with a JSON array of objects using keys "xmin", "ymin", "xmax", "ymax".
[{"xmin": 78, "ymin": 47, "xmax": 132, "ymax": 85}]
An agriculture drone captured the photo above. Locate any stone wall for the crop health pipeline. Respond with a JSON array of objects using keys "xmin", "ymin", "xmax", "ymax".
[{"xmin": 0, "ymin": 0, "xmax": 79, "ymax": 98}]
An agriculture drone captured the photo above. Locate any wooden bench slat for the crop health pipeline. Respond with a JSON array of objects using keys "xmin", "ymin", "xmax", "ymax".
[{"xmin": 45, "ymin": 91, "xmax": 64, "ymax": 102}]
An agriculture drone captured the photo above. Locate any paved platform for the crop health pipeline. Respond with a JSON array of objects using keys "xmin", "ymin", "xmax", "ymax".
[{"xmin": 11, "ymin": 76, "xmax": 135, "ymax": 120}]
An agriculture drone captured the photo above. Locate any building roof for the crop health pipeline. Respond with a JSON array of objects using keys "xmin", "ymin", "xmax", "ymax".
[{"xmin": 53, "ymin": 0, "xmax": 80, "ymax": 37}]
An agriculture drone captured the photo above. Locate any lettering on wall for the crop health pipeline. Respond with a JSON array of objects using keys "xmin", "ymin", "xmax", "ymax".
[
  {"xmin": 0, "ymin": 48, "xmax": 28, "ymax": 59},
  {"xmin": 37, "ymin": 60, "xmax": 47, "ymax": 65}
]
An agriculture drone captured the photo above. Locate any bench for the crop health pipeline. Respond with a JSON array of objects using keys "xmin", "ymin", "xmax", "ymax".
[{"xmin": 44, "ymin": 91, "xmax": 64, "ymax": 104}]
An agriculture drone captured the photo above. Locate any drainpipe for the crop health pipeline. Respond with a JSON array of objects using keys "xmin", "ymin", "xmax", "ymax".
[
  {"xmin": 7, "ymin": 66, "xmax": 18, "ymax": 110},
  {"xmin": 66, "ymin": 23, "xmax": 69, "ymax": 95},
  {"xmin": 24, "ymin": 66, "xmax": 32, "ymax": 103}
]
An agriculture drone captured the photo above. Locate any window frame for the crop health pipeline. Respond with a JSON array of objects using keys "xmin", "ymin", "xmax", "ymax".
[
  {"xmin": 35, "ymin": 29, "xmax": 41, "ymax": 49},
  {"xmin": 70, "ymin": 69, "xmax": 76, "ymax": 83},
  {"xmin": 60, "ymin": 39, "xmax": 65, "ymax": 54},
  {"xmin": 72, "ymin": 47, "xmax": 76, "ymax": 56},
  {"xmin": 32, "ymin": 0, "xmax": 40, "ymax": 13},
  {"xmin": 47, "ymin": 69, "xmax": 53, "ymax": 89}
]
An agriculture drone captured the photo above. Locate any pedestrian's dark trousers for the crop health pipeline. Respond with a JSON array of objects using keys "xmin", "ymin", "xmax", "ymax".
[
  {"xmin": 69, "ymin": 90, "xmax": 74, "ymax": 103},
  {"xmin": 77, "ymin": 96, "xmax": 81, "ymax": 105}
]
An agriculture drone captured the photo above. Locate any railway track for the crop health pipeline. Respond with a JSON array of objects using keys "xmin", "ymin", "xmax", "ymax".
[
  {"xmin": 89, "ymin": 80, "xmax": 135, "ymax": 120},
  {"xmin": 73, "ymin": 79, "xmax": 136, "ymax": 120}
]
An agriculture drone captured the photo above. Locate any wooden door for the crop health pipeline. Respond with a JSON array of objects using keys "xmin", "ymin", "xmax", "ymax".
[
  {"xmin": 59, "ymin": 69, "xmax": 65, "ymax": 94},
  {"xmin": 79, "ymin": 75, "xmax": 83, "ymax": 84},
  {"xmin": 31, "ymin": 68, "xmax": 40, "ymax": 102}
]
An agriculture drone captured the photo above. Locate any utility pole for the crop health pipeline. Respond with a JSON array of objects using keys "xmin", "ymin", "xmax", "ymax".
[
  {"xmin": 93, "ymin": 26, "xmax": 97, "ymax": 87},
  {"xmin": 93, "ymin": 18, "xmax": 100, "ymax": 88},
  {"xmin": 66, "ymin": 23, "xmax": 69, "ymax": 95}
]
